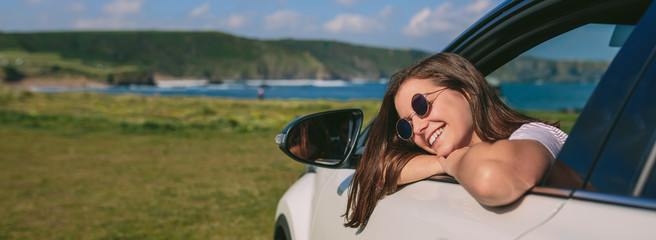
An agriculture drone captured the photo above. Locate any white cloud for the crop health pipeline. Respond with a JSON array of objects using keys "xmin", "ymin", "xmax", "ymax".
[
  {"xmin": 73, "ymin": 0, "xmax": 144, "ymax": 29},
  {"xmin": 187, "ymin": 3, "xmax": 246, "ymax": 29},
  {"xmin": 324, "ymin": 13, "xmax": 384, "ymax": 34},
  {"xmin": 466, "ymin": 0, "xmax": 493, "ymax": 13},
  {"xmin": 102, "ymin": 0, "xmax": 145, "ymax": 16},
  {"xmin": 264, "ymin": 10, "xmax": 316, "ymax": 32},
  {"xmin": 265, "ymin": 10, "xmax": 299, "ymax": 30},
  {"xmin": 222, "ymin": 14, "xmax": 248, "ymax": 28},
  {"xmin": 190, "ymin": 2, "xmax": 210, "ymax": 18},
  {"xmin": 403, "ymin": 0, "xmax": 494, "ymax": 37},
  {"xmin": 379, "ymin": 5, "xmax": 394, "ymax": 19}
]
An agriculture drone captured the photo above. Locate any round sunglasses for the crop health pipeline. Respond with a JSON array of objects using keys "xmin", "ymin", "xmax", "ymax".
[{"xmin": 396, "ymin": 87, "xmax": 448, "ymax": 140}]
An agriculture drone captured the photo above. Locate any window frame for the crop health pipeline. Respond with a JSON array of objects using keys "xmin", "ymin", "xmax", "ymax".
[{"xmin": 547, "ymin": 0, "xmax": 656, "ymax": 210}]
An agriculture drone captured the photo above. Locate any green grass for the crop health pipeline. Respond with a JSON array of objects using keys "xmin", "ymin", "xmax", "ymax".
[
  {"xmin": 518, "ymin": 110, "xmax": 579, "ymax": 133},
  {"xmin": 0, "ymin": 87, "xmax": 382, "ymax": 134},
  {"xmin": 0, "ymin": 128, "xmax": 295, "ymax": 239},
  {"xmin": 0, "ymin": 87, "xmax": 578, "ymax": 239},
  {"xmin": 0, "ymin": 87, "xmax": 381, "ymax": 239}
]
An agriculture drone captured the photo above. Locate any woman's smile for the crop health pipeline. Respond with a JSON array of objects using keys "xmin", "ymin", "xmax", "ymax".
[{"xmin": 428, "ymin": 125, "xmax": 444, "ymax": 147}]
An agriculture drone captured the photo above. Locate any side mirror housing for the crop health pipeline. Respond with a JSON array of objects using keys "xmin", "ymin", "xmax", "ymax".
[{"xmin": 275, "ymin": 109, "xmax": 363, "ymax": 168}]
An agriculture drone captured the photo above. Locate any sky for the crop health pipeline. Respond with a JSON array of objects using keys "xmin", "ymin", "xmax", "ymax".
[{"xmin": 0, "ymin": 0, "xmax": 506, "ymax": 52}]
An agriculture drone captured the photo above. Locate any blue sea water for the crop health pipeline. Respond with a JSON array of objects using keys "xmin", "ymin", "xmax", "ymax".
[
  {"xmin": 32, "ymin": 81, "xmax": 597, "ymax": 111},
  {"xmin": 500, "ymin": 82, "xmax": 597, "ymax": 111},
  {"xmin": 95, "ymin": 82, "xmax": 388, "ymax": 100}
]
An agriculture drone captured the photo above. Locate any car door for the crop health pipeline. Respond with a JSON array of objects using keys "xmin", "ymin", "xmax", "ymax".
[
  {"xmin": 521, "ymin": 2, "xmax": 656, "ymax": 238},
  {"xmin": 312, "ymin": 171, "xmax": 572, "ymax": 239}
]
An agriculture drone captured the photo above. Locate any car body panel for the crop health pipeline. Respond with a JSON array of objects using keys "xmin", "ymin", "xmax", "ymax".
[
  {"xmin": 520, "ymin": 197, "xmax": 656, "ymax": 239},
  {"xmin": 306, "ymin": 167, "xmax": 571, "ymax": 239},
  {"xmin": 275, "ymin": 173, "xmax": 315, "ymax": 240},
  {"xmin": 307, "ymin": 168, "xmax": 358, "ymax": 239},
  {"xmin": 356, "ymin": 183, "xmax": 570, "ymax": 240}
]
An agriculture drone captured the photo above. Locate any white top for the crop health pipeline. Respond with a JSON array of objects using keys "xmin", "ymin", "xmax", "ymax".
[{"xmin": 509, "ymin": 122, "xmax": 568, "ymax": 163}]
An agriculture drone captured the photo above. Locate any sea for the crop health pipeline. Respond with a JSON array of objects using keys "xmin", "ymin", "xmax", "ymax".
[{"xmin": 30, "ymin": 80, "xmax": 598, "ymax": 111}]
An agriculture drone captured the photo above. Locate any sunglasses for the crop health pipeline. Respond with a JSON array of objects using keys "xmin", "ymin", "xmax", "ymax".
[{"xmin": 396, "ymin": 87, "xmax": 448, "ymax": 140}]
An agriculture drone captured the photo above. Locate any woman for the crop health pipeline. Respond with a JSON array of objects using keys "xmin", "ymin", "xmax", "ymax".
[{"xmin": 344, "ymin": 52, "xmax": 568, "ymax": 228}]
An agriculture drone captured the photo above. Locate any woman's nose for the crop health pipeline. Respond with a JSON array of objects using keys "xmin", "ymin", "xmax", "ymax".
[{"xmin": 412, "ymin": 115, "xmax": 429, "ymax": 135}]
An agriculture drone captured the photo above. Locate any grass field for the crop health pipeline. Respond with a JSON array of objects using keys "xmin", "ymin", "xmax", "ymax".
[{"xmin": 0, "ymin": 87, "xmax": 579, "ymax": 239}]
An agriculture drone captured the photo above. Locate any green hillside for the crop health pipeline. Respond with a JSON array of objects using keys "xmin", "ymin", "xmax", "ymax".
[
  {"xmin": 274, "ymin": 39, "xmax": 428, "ymax": 80},
  {"xmin": 489, "ymin": 56, "xmax": 610, "ymax": 83},
  {"xmin": 0, "ymin": 31, "xmax": 431, "ymax": 85},
  {"xmin": 0, "ymin": 31, "xmax": 612, "ymax": 85}
]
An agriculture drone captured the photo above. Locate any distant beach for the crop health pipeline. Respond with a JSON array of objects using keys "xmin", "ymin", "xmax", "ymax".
[{"xmin": 17, "ymin": 79, "xmax": 597, "ymax": 111}]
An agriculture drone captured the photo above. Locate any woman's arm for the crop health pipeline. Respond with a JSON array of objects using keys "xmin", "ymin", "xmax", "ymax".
[
  {"xmin": 439, "ymin": 139, "xmax": 552, "ymax": 206},
  {"xmin": 397, "ymin": 154, "xmax": 446, "ymax": 185}
]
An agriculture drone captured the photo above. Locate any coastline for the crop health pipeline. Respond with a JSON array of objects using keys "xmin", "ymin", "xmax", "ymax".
[{"xmin": 1, "ymin": 77, "xmax": 110, "ymax": 89}]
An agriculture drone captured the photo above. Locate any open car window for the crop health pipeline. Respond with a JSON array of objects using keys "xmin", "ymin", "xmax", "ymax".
[
  {"xmin": 488, "ymin": 23, "xmax": 628, "ymax": 115},
  {"xmin": 486, "ymin": 22, "xmax": 640, "ymax": 190}
]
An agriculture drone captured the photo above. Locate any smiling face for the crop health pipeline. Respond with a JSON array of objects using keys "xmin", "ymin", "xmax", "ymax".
[{"xmin": 394, "ymin": 77, "xmax": 483, "ymax": 157}]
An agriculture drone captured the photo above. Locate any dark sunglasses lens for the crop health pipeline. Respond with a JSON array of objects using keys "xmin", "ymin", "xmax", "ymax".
[
  {"xmin": 411, "ymin": 94, "xmax": 429, "ymax": 116},
  {"xmin": 396, "ymin": 119, "xmax": 413, "ymax": 139}
]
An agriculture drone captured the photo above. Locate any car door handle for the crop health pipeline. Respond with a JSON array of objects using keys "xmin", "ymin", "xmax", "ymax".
[{"xmin": 337, "ymin": 174, "xmax": 353, "ymax": 196}]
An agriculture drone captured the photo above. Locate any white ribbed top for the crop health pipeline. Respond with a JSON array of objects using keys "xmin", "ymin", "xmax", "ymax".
[{"xmin": 509, "ymin": 122, "xmax": 569, "ymax": 162}]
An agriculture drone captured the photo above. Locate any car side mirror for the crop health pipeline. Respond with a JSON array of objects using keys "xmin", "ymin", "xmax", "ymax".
[{"xmin": 275, "ymin": 109, "xmax": 363, "ymax": 168}]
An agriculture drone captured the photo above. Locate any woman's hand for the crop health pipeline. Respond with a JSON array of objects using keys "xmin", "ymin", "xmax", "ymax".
[
  {"xmin": 397, "ymin": 154, "xmax": 446, "ymax": 185},
  {"xmin": 437, "ymin": 146, "xmax": 470, "ymax": 176}
]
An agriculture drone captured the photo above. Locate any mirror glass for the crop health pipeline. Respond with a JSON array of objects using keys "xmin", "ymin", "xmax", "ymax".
[{"xmin": 285, "ymin": 112, "xmax": 355, "ymax": 165}]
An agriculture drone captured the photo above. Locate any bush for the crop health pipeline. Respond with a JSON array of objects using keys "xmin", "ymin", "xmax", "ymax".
[
  {"xmin": 106, "ymin": 70, "xmax": 154, "ymax": 85},
  {"xmin": 2, "ymin": 66, "xmax": 25, "ymax": 82}
]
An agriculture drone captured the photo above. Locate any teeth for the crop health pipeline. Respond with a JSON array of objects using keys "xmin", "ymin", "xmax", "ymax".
[{"xmin": 429, "ymin": 127, "xmax": 444, "ymax": 146}]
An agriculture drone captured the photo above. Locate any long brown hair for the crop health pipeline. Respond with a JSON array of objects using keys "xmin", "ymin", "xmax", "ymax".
[{"xmin": 343, "ymin": 52, "xmax": 556, "ymax": 228}]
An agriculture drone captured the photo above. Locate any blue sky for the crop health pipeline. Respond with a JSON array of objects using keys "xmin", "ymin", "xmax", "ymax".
[{"xmin": 1, "ymin": 0, "xmax": 506, "ymax": 52}]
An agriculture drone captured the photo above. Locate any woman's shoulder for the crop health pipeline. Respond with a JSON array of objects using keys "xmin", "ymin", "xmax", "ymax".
[
  {"xmin": 510, "ymin": 122, "xmax": 568, "ymax": 143},
  {"xmin": 509, "ymin": 122, "xmax": 568, "ymax": 158}
]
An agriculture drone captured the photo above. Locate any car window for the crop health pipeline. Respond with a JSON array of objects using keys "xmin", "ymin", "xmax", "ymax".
[
  {"xmin": 486, "ymin": 23, "xmax": 638, "ymax": 189},
  {"xmin": 589, "ymin": 52, "xmax": 656, "ymax": 197},
  {"xmin": 488, "ymin": 23, "xmax": 625, "ymax": 116}
]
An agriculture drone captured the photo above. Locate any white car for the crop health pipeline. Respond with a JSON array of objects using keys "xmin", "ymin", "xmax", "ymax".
[{"xmin": 274, "ymin": 0, "xmax": 656, "ymax": 239}]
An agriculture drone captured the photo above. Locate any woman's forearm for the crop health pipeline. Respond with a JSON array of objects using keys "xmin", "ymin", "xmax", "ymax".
[
  {"xmin": 397, "ymin": 154, "xmax": 445, "ymax": 185},
  {"xmin": 444, "ymin": 140, "xmax": 550, "ymax": 206}
]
